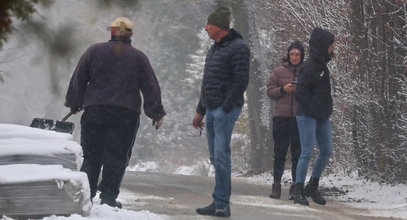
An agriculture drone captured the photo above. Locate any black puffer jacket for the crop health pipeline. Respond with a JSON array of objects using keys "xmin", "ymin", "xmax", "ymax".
[
  {"xmin": 295, "ymin": 28, "xmax": 335, "ymax": 120},
  {"xmin": 196, "ymin": 29, "xmax": 250, "ymax": 115}
]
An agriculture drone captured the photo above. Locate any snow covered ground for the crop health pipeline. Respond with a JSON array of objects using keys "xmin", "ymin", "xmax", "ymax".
[
  {"xmin": 1, "ymin": 124, "xmax": 406, "ymax": 220},
  {"xmin": 244, "ymin": 170, "xmax": 407, "ymax": 219},
  {"xmin": 2, "ymin": 168, "xmax": 403, "ymax": 220},
  {"xmin": 1, "ymin": 206, "xmax": 167, "ymax": 220},
  {"xmin": 125, "ymin": 160, "xmax": 407, "ymax": 219}
]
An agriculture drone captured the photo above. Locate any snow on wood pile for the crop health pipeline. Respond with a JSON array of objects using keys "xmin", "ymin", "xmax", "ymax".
[
  {"xmin": 0, "ymin": 124, "xmax": 90, "ymax": 217},
  {"xmin": 0, "ymin": 124, "xmax": 73, "ymax": 140},
  {"xmin": 0, "ymin": 138, "xmax": 82, "ymax": 170},
  {"xmin": 0, "ymin": 124, "xmax": 82, "ymax": 170},
  {"xmin": 0, "ymin": 164, "xmax": 91, "ymax": 217}
]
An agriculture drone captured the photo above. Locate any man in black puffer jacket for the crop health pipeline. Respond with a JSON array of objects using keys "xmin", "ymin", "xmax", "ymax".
[
  {"xmin": 192, "ymin": 6, "xmax": 250, "ymax": 217},
  {"xmin": 294, "ymin": 27, "xmax": 335, "ymax": 206}
]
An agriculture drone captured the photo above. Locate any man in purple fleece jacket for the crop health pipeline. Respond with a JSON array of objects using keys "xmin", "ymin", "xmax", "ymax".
[{"xmin": 65, "ymin": 17, "xmax": 166, "ymax": 208}]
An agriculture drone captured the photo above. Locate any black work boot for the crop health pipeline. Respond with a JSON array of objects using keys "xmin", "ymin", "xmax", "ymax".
[
  {"xmin": 304, "ymin": 177, "xmax": 326, "ymax": 205},
  {"xmin": 288, "ymin": 184, "xmax": 296, "ymax": 200},
  {"xmin": 269, "ymin": 183, "xmax": 282, "ymax": 199},
  {"xmin": 293, "ymin": 183, "xmax": 309, "ymax": 206},
  {"xmin": 101, "ymin": 199, "xmax": 122, "ymax": 209}
]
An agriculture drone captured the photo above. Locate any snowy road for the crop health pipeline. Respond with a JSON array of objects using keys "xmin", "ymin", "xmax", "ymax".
[{"xmin": 119, "ymin": 171, "xmax": 401, "ymax": 220}]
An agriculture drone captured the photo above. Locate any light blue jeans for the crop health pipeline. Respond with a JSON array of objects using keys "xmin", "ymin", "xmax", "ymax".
[
  {"xmin": 206, "ymin": 106, "xmax": 241, "ymax": 205},
  {"xmin": 295, "ymin": 116, "xmax": 333, "ymax": 184}
]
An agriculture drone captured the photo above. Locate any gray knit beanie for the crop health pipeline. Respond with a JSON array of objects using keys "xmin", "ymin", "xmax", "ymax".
[{"xmin": 207, "ymin": 6, "xmax": 231, "ymax": 31}]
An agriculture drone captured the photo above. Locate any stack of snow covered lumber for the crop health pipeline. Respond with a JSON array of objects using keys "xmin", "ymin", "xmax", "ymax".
[
  {"xmin": 0, "ymin": 124, "xmax": 91, "ymax": 217},
  {"xmin": 0, "ymin": 124, "xmax": 82, "ymax": 169},
  {"xmin": 0, "ymin": 164, "xmax": 91, "ymax": 217}
]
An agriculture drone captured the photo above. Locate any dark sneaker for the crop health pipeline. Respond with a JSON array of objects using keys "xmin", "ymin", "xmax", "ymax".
[
  {"xmin": 269, "ymin": 183, "xmax": 281, "ymax": 199},
  {"xmin": 214, "ymin": 204, "xmax": 231, "ymax": 217},
  {"xmin": 101, "ymin": 199, "xmax": 122, "ymax": 209},
  {"xmin": 196, "ymin": 203, "xmax": 231, "ymax": 217},
  {"xmin": 196, "ymin": 203, "xmax": 216, "ymax": 215}
]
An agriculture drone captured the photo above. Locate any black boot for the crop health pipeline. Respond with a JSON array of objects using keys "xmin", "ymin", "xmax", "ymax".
[
  {"xmin": 304, "ymin": 177, "xmax": 326, "ymax": 205},
  {"xmin": 269, "ymin": 183, "xmax": 281, "ymax": 199},
  {"xmin": 288, "ymin": 184, "xmax": 296, "ymax": 200},
  {"xmin": 293, "ymin": 183, "xmax": 309, "ymax": 206},
  {"xmin": 101, "ymin": 199, "xmax": 122, "ymax": 208}
]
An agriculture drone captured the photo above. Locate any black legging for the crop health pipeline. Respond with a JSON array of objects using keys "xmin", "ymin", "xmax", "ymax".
[
  {"xmin": 272, "ymin": 116, "xmax": 301, "ymax": 183},
  {"xmin": 80, "ymin": 105, "xmax": 139, "ymax": 201}
]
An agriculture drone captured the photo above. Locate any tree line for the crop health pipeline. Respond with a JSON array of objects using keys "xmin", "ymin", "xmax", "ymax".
[
  {"xmin": 234, "ymin": 0, "xmax": 406, "ymax": 183},
  {"xmin": 1, "ymin": 0, "xmax": 406, "ymax": 183}
]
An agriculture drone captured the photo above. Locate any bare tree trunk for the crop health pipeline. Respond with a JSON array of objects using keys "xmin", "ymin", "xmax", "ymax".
[
  {"xmin": 232, "ymin": 0, "xmax": 273, "ymax": 173},
  {"xmin": 349, "ymin": 0, "xmax": 407, "ymax": 182},
  {"xmin": 349, "ymin": 0, "xmax": 366, "ymax": 173}
]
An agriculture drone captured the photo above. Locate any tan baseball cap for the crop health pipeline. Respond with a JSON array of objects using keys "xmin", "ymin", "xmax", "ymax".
[{"xmin": 110, "ymin": 17, "xmax": 133, "ymax": 32}]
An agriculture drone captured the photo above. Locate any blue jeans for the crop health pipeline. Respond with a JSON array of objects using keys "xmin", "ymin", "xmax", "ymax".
[
  {"xmin": 206, "ymin": 106, "xmax": 241, "ymax": 205},
  {"xmin": 295, "ymin": 116, "xmax": 332, "ymax": 184}
]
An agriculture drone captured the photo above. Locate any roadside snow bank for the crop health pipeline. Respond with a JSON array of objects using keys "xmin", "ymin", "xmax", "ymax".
[
  {"xmin": 243, "ymin": 170, "xmax": 407, "ymax": 219},
  {"xmin": 323, "ymin": 172, "xmax": 407, "ymax": 219}
]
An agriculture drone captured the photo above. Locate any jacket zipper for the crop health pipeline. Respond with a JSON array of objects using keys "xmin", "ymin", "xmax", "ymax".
[{"xmin": 290, "ymin": 65, "xmax": 297, "ymax": 117}]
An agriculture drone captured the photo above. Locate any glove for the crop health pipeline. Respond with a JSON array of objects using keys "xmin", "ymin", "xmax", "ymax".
[
  {"xmin": 152, "ymin": 117, "xmax": 164, "ymax": 130},
  {"xmin": 70, "ymin": 106, "xmax": 82, "ymax": 114}
]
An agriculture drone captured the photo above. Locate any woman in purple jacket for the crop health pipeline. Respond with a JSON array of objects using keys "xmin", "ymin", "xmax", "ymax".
[{"xmin": 267, "ymin": 41, "xmax": 304, "ymax": 200}]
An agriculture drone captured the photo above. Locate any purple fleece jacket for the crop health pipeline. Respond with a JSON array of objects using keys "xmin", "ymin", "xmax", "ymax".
[{"xmin": 65, "ymin": 36, "xmax": 166, "ymax": 120}]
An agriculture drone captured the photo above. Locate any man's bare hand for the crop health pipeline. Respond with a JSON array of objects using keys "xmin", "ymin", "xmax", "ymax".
[
  {"xmin": 152, "ymin": 117, "xmax": 164, "ymax": 130},
  {"xmin": 192, "ymin": 112, "xmax": 205, "ymax": 129}
]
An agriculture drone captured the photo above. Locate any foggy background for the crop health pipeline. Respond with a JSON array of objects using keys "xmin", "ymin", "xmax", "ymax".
[{"xmin": 1, "ymin": 0, "xmax": 406, "ymax": 183}]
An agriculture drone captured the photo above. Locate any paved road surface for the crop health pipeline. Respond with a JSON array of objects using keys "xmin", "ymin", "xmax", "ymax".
[{"xmin": 120, "ymin": 171, "xmax": 401, "ymax": 220}]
